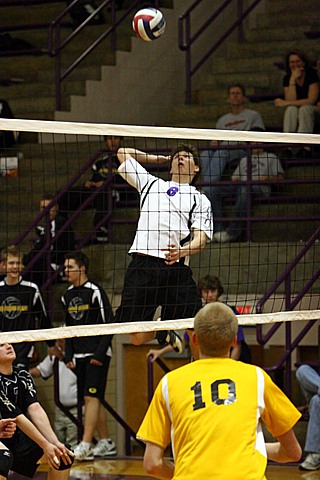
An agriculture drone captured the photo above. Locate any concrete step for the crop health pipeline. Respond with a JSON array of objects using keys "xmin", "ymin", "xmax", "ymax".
[
  {"xmin": 38, "ymin": 63, "xmax": 99, "ymax": 83},
  {"xmin": 17, "ymin": 111, "xmax": 55, "ymax": 120},
  {"xmin": 226, "ymin": 39, "xmax": 319, "ymax": 59},
  {"xmin": 10, "ymin": 96, "xmax": 63, "ymax": 115},
  {"xmin": 203, "ymin": 56, "xmax": 284, "ymax": 76},
  {"xmin": 16, "ymin": 22, "xmax": 133, "ymax": 49},
  {"xmin": 0, "ymin": 2, "xmax": 66, "ymax": 24},
  {"xmin": 245, "ymin": 24, "xmax": 314, "ymax": 43},
  {"xmin": 0, "ymin": 55, "xmax": 53, "ymax": 80},
  {"xmin": 2, "ymin": 79, "xmax": 86, "ymax": 100},
  {"xmin": 245, "ymin": 24, "xmax": 318, "ymax": 43},
  {"xmin": 267, "ymin": 0, "xmax": 317, "ymax": 13},
  {"xmin": 0, "ymin": 47, "xmax": 117, "ymax": 78},
  {"xmin": 256, "ymin": 10, "xmax": 320, "ymax": 28},
  {"xmin": 251, "ymin": 218, "xmax": 319, "ymax": 244},
  {"xmin": 198, "ymin": 71, "xmax": 273, "ymax": 90}
]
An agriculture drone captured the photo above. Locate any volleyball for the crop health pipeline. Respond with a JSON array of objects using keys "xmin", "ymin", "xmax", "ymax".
[{"xmin": 132, "ymin": 7, "xmax": 166, "ymax": 42}]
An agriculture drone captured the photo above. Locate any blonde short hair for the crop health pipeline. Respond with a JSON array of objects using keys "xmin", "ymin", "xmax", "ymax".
[
  {"xmin": 194, "ymin": 302, "xmax": 238, "ymax": 357},
  {"xmin": 2, "ymin": 245, "xmax": 22, "ymax": 262}
]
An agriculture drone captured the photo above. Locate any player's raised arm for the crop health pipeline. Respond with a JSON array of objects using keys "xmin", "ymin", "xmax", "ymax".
[{"xmin": 117, "ymin": 147, "xmax": 169, "ymax": 164}]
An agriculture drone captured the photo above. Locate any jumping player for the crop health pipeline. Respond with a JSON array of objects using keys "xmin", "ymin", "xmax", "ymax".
[
  {"xmin": 62, "ymin": 251, "xmax": 115, "ymax": 461},
  {"xmin": 137, "ymin": 302, "xmax": 302, "ymax": 480},
  {"xmin": 114, "ymin": 144, "xmax": 213, "ymax": 350},
  {"xmin": 0, "ymin": 343, "xmax": 74, "ymax": 480}
]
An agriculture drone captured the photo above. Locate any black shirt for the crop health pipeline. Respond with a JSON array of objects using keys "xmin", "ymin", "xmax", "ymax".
[{"xmin": 62, "ymin": 280, "xmax": 114, "ymax": 363}]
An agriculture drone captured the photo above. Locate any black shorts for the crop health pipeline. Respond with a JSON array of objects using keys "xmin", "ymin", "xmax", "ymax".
[
  {"xmin": 2, "ymin": 429, "xmax": 43, "ymax": 478},
  {"xmin": 115, "ymin": 254, "xmax": 202, "ymax": 323},
  {"xmin": 75, "ymin": 356, "xmax": 110, "ymax": 401}
]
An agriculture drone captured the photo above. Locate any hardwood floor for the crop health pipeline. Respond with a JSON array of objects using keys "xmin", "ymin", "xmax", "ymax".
[{"xmin": 35, "ymin": 458, "xmax": 320, "ymax": 479}]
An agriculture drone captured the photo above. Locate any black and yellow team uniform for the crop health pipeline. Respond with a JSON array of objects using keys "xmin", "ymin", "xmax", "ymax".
[
  {"xmin": 0, "ymin": 277, "xmax": 54, "ymax": 369},
  {"xmin": 62, "ymin": 280, "xmax": 114, "ymax": 400},
  {"xmin": 137, "ymin": 357, "xmax": 301, "ymax": 480},
  {"xmin": 0, "ymin": 367, "xmax": 46, "ymax": 478}
]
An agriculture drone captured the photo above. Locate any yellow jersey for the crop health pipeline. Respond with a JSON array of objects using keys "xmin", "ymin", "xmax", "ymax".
[{"xmin": 137, "ymin": 358, "xmax": 301, "ymax": 480}]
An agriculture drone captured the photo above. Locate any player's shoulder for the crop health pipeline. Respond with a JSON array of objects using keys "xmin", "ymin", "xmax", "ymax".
[
  {"xmin": 84, "ymin": 279, "xmax": 102, "ymax": 290},
  {"xmin": 19, "ymin": 278, "xmax": 40, "ymax": 292},
  {"xmin": 83, "ymin": 280, "xmax": 107, "ymax": 298}
]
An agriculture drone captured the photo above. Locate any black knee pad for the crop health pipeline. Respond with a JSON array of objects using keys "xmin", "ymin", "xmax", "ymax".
[
  {"xmin": 0, "ymin": 449, "xmax": 13, "ymax": 478},
  {"xmin": 57, "ymin": 444, "xmax": 74, "ymax": 471}
]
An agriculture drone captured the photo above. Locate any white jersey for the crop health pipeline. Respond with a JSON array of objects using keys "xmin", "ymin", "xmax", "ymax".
[
  {"xmin": 118, "ymin": 158, "xmax": 213, "ymax": 260},
  {"xmin": 36, "ymin": 355, "xmax": 77, "ymax": 408}
]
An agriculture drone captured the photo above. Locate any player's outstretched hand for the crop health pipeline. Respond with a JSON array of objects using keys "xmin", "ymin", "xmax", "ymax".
[{"xmin": 0, "ymin": 418, "xmax": 16, "ymax": 438}]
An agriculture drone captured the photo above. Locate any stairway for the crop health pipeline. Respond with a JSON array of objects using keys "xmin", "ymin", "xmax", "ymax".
[{"xmin": 0, "ymin": 2, "xmax": 135, "ymax": 120}]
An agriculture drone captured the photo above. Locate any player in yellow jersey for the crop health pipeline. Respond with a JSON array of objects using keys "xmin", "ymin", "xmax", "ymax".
[{"xmin": 137, "ymin": 302, "xmax": 302, "ymax": 480}]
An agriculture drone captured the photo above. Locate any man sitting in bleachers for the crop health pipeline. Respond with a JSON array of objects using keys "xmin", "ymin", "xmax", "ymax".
[{"xmin": 212, "ymin": 141, "xmax": 284, "ymax": 243}]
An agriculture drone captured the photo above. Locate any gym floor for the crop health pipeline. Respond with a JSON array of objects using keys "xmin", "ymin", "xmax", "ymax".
[{"xmin": 34, "ymin": 458, "xmax": 320, "ymax": 479}]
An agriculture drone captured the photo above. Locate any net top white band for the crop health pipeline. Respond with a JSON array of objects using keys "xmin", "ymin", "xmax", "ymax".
[
  {"xmin": 0, "ymin": 310, "xmax": 319, "ymax": 344},
  {"xmin": 0, "ymin": 118, "xmax": 320, "ymax": 144}
]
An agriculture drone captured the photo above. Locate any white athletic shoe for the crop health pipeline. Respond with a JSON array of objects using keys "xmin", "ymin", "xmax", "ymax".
[
  {"xmin": 92, "ymin": 438, "xmax": 116, "ymax": 457},
  {"xmin": 74, "ymin": 441, "xmax": 94, "ymax": 461},
  {"xmin": 299, "ymin": 453, "xmax": 320, "ymax": 471}
]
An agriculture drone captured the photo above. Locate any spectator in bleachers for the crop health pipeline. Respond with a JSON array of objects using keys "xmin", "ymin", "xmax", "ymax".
[
  {"xmin": 212, "ymin": 140, "xmax": 284, "ymax": 243},
  {"xmin": 58, "ymin": 135, "xmax": 137, "ymax": 243},
  {"xmin": 201, "ymin": 84, "xmax": 265, "ymax": 192},
  {"xmin": 274, "ymin": 50, "xmax": 319, "ymax": 144},
  {"xmin": 23, "ymin": 194, "xmax": 75, "ymax": 287},
  {"xmin": 296, "ymin": 364, "xmax": 320, "ymax": 471}
]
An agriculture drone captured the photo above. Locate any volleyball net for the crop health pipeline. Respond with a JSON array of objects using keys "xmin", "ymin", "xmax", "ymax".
[{"xmin": 0, "ymin": 117, "xmax": 319, "ymax": 348}]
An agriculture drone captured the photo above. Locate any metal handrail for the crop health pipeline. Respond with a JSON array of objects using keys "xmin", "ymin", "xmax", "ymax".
[
  {"xmin": 0, "ymin": 0, "xmax": 159, "ymax": 108},
  {"xmin": 178, "ymin": 0, "xmax": 263, "ymax": 103},
  {"xmin": 255, "ymin": 226, "xmax": 320, "ymax": 397}
]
